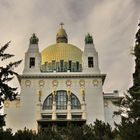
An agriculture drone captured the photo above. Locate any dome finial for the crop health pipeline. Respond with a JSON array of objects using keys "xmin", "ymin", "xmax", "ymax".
[
  {"xmin": 60, "ymin": 22, "xmax": 64, "ymax": 28},
  {"xmin": 56, "ymin": 23, "xmax": 68, "ymax": 43}
]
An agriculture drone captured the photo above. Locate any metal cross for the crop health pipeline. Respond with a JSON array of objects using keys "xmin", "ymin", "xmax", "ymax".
[{"xmin": 60, "ymin": 22, "xmax": 64, "ymax": 28}]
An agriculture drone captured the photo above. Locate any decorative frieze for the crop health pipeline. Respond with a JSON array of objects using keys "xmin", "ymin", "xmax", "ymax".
[
  {"xmin": 25, "ymin": 80, "xmax": 31, "ymax": 87},
  {"xmin": 38, "ymin": 80, "xmax": 45, "ymax": 87},
  {"xmin": 92, "ymin": 79, "xmax": 99, "ymax": 86}
]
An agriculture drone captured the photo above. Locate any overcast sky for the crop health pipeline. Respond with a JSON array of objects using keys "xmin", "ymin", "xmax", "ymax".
[{"xmin": 0, "ymin": 0, "xmax": 140, "ymax": 93}]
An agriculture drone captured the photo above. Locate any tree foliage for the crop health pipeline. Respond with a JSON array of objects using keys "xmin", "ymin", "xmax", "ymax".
[
  {"xmin": 0, "ymin": 120, "xmax": 116, "ymax": 140},
  {"xmin": 115, "ymin": 22, "xmax": 140, "ymax": 139},
  {"xmin": 0, "ymin": 42, "xmax": 22, "ymax": 128}
]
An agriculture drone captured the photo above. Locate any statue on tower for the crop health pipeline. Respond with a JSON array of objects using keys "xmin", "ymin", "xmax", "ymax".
[
  {"xmin": 30, "ymin": 33, "xmax": 39, "ymax": 44},
  {"xmin": 85, "ymin": 33, "xmax": 93, "ymax": 44}
]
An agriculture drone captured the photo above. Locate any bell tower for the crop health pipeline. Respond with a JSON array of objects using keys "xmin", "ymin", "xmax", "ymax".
[
  {"xmin": 82, "ymin": 33, "xmax": 100, "ymax": 74},
  {"xmin": 23, "ymin": 33, "xmax": 41, "ymax": 74}
]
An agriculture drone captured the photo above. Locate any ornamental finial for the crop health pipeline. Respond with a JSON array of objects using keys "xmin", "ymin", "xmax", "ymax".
[{"xmin": 60, "ymin": 22, "xmax": 64, "ymax": 28}]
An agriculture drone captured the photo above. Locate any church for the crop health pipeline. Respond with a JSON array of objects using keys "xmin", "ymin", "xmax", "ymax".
[{"xmin": 4, "ymin": 23, "xmax": 121, "ymax": 132}]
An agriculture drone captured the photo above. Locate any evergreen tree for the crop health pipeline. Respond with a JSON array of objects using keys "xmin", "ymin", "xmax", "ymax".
[
  {"xmin": 0, "ymin": 128, "xmax": 13, "ymax": 140},
  {"xmin": 36, "ymin": 128, "xmax": 63, "ymax": 140},
  {"xmin": 115, "ymin": 22, "xmax": 140, "ymax": 139},
  {"xmin": 0, "ymin": 42, "xmax": 21, "ymax": 128},
  {"xmin": 93, "ymin": 120, "xmax": 115, "ymax": 140},
  {"xmin": 14, "ymin": 128, "xmax": 36, "ymax": 140}
]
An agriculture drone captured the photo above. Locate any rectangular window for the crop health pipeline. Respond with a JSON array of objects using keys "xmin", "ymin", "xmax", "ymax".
[
  {"xmin": 29, "ymin": 57, "xmax": 35, "ymax": 68},
  {"xmin": 68, "ymin": 60, "xmax": 72, "ymax": 71},
  {"xmin": 72, "ymin": 115, "xmax": 82, "ymax": 119},
  {"xmin": 76, "ymin": 61, "xmax": 79, "ymax": 71},
  {"xmin": 57, "ymin": 115, "xmax": 67, "ymax": 119},
  {"xmin": 52, "ymin": 60, "xmax": 56, "ymax": 71},
  {"xmin": 42, "ymin": 115, "xmax": 52, "ymax": 119},
  {"xmin": 60, "ymin": 60, "xmax": 64, "ymax": 72},
  {"xmin": 88, "ymin": 57, "xmax": 94, "ymax": 68}
]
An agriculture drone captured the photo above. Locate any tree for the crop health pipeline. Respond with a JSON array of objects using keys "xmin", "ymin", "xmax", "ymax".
[
  {"xmin": 14, "ymin": 128, "xmax": 36, "ymax": 140},
  {"xmin": 58, "ymin": 121, "xmax": 114, "ymax": 140},
  {"xmin": 0, "ymin": 42, "xmax": 22, "ymax": 128},
  {"xmin": 93, "ymin": 120, "xmax": 115, "ymax": 140},
  {"xmin": 0, "ymin": 128, "xmax": 13, "ymax": 140},
  {"xmin": 115, "ymin": 22, "xmax": 140, "ymax": 139},
  {"xmin": 36, "ymin": 128, "xmax": 63, "ymax": 140}
]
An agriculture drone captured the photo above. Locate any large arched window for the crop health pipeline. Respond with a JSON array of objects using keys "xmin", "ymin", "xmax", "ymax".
[
  {"xmin": 42, "ymin": 90, "xmax": 81, "ymax": 110},
  {"xmin": 56, "ymin": 90, "xmax": 67, "ymax": 110}
]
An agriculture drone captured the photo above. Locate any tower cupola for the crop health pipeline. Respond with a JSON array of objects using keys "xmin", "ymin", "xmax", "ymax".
[{"xmin": 56, "ymin": 23, "xmax": 68, "ymax": 43}]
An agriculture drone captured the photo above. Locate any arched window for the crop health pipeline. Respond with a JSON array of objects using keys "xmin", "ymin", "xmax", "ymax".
[
  {"xmin": 56, "ymin": 90, "xmax": 67, "ymax": 110},
  {"xmin": 42, "ymin": 94, "xmax": 53, "ymax": 110},
  {"xmin": 42, "ymin": 90, "xmax": 81, "ymax": 110},
  {"xmin": 71, "ymin": 94, "xmax": 81, "ymax": 109}
]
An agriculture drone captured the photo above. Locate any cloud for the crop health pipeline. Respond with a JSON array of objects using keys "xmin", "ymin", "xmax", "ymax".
[{"xmin": 0, "ymin": 0, "xmax": 140, "ymax": 93}]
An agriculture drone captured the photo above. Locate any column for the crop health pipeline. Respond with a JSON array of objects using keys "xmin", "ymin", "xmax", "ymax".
[
  {"xmin": 67, "ymin": 90, "xmax": 72, "ymax": 120},
  {"xmin": 52, "ymin": 90, "xmax": 56, "ymax": 120},
  {"xmin": 36, "ymin": 89, "xmax": 42, "ymax": 120},
  {"xmin": 81, "ymin": 88, "xmax": 87, "ymax": 120}
]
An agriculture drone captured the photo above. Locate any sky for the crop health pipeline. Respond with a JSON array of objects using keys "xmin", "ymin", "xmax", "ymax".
[{"xmin": 0, "ymin": 0, "xmax": 140, "ymax": 94}]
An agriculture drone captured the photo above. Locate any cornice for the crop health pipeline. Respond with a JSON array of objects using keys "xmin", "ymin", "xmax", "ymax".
[{"xmin": 20, "ymin": 73, "xmax": 106, "ymax": 84}]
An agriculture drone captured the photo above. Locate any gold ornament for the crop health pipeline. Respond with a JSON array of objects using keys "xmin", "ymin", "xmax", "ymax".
[
  {"xmin": 39, "ymin": 80, "xmax": 45, "ymax": 87},
  {"xmin": 25, "ymin": 80, "xmax": 31, "ymax": 87},
  {"xmin": 66, "ymin": 80, "xmax": 72, "ymax": 87},
  {"xmin": 79, "ymin": 80, "xmax": 85, "ymax": 87},
  {"xmin": 67, "ymin": 90, "xmax": 71, "ymax": 96},
  {"xmin": 4, "ymin": 100, "xmax": 10, "ymax": 108},
  {"xmin": 16, "ymin": 100, "xmax": 20, "ymax": 108},
  {"xmin": 38, "ymin": 90, "xmax": 42, "ymax": 102},
  {"xmin": 92, "ymin": 79, "xmax": 99, "ymax": 86},
  {"xmin": 52, "ymin": 80, "xmax": 58, "ymax": 87}
]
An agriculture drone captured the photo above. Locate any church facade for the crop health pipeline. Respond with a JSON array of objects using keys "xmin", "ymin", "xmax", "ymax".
[{"xmin": 4, "ymin": 24, "xmax": 121, "ymax": 132}]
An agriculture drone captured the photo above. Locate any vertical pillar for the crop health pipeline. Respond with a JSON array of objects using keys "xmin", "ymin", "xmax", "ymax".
[
  {"xmin": 66, "ymin": 80, "xmax": 72, "ymax": 120},
  {"xmin": 36, "ymin": 89, "xmax": 42, "ymax": 120},
  {"xmin": 52, "ymin": 90, "xmax": 56, "ymax": 120},
  {"xmin": 52, "ymin": 81, "xmax": 58, "ymax": 120},
  {"xmin": 81, "ymin": 87, "xmax": 87, "ymax": 120},
  {"xmin": 67, "ymin": 90, "xmax": 72, "ymax": 120}
]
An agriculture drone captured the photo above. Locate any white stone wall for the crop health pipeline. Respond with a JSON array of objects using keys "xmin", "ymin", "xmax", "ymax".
[
  {"xmin": 5, "ymin": 76, "xmax": 122, "ymax": 132},
  {"xmin": 5, "ymin": 73, "xmax": 109, "ymax": 132},
  {"xmin": 85, "ymin": 78, "xmax": 105, "ymax": 123},
  {"xmin": 19, "ymin": 78, "xmax": 40, "ymax": 131},
  {"xmin": 4, "ymin": 100, "xmax": 21, "ymax": 132},
  {"xmin": 104, "ymin": 98, "xmax": 121, "ymax": 128},
  {"xmin": 23, "ymin": 44, "xmax": 41, "ymax": 74},
  {"xmin": 20, "ymin": 75, "xmax": 105, "ymax": 130},
  {"xmin": 82, "ymin": 44, "xmax": 100, "ymax": 74}
]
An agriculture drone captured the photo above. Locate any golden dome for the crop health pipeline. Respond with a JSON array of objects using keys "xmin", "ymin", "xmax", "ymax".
[
  {"xmin": 41, "ymin": 43, "xmax": 82, "ymax": 65},
  {"xmin": 41, "ymin": 23, "xmax": 82, "ymax": 72}
]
